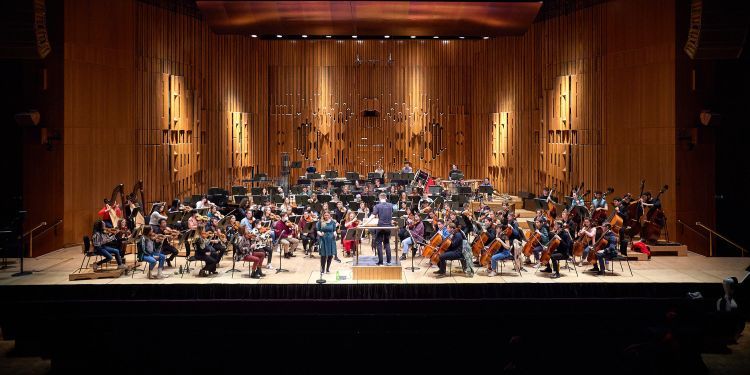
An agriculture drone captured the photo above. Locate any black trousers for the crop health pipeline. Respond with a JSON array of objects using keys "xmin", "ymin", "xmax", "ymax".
[
  {"xmin": 550, "ymin": 252, "xmax": 565, "ymax": 273},
  {"xmin": 373, "ymin": 229, "xmax": 392, "ymax": 264},
  {"xmin": 160, "ymin": 242, "xmax": 178, "ymax": 262},
  {"xmin": 196, "ymin": 252, "xmax": 218, "ymax": 272},
  {"xmin": 438, "ymin": 250, "xmax": 464, "ymax": 272}
]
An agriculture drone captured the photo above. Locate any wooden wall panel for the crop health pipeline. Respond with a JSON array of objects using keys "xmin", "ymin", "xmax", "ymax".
[{"xmin": 57, "ymin": 0, "xmax": 689, "ymax": 251}]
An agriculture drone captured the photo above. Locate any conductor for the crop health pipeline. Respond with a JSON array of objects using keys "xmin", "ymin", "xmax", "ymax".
[{"xmin": 370, "ymin": 193, "xmax": 393, "ymax": 265}]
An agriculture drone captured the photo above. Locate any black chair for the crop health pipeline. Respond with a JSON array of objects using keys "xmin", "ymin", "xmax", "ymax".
[
  {"xmin": 180, "ymin": 240, "xmax": 204, "ymax": 278},
  {"xmin": 606, "ymin": 254, "xmax": 633, "ymax": 276},
  {"xmin": 74, "ymin": 236, "xmax": 101, "ymax": 273},
  {"xmin": 131, "ymin": 238, "xmax": 147, "ymax": 278}
]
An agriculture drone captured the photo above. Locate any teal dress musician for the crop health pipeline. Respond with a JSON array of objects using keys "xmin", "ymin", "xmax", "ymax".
[{"xmin": 317, "ymin": 218, "xmax": 338, "ymax": 273}]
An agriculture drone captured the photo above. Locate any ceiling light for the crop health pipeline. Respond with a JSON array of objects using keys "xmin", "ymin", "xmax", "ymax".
[
  {"xmin": 459, "ymin": 36, "xmax": 465, "ymax": 39},
  {"xmin": 433, "ymin": 36, "xmax": 439, "ymax": 39},
  {"xmin": 302, "ymin": 35, "xmax": 308, "ymax": 38},
  {"xmin": 384, "ymin": 35, "xmax": 390, "ymax": 39},
  {"xmin": 483, "ymin": 36, "xmax": 489, "ymax": 40},
  {"xmin": 325, "ymin": 35, "xmax": 331, "ymax": 38},
  {"xmin": 410, "ymin": 35, "xmax": 416, "ymax": 39},
  {"xmin": 352, "ymin": 35, "xmax": 357, "ymax": 38},
  {"xmin": 276, "ymin": 35, "xmax": 282, "ymax": 38},
  {"xmin": 251, "ymin": 34, "xmax": 258, "ymax": 38}
]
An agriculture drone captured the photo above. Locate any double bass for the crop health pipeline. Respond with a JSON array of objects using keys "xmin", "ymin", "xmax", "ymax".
[
  {"xmin": 640, "ymin": 185, "xmax": 668, "ymax": 244},
  {"xmin": 545, "ymin": 185, "xmax": 557, "ymax": 223},
  {"xmin": 606, "ymin": 193, "xmax": 630, "ymax": 236},
  {"xmin": 626, "ymin": 180, "xmax": 646, "ymax": 238},
  {"xmin": 590, "ymin": 187, "xmax": 614, "ymax": 225}
]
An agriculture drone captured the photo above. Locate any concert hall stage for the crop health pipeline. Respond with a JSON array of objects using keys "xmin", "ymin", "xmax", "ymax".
[{"xmin": 1, "ymin": 246, "xmax": 747, "ymax": 372}]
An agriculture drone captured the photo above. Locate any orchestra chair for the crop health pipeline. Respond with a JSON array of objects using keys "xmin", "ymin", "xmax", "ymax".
[
  {"xmin": 131, "ymin": 239, "xmax": 148, "ymax": 278},
  {"xmin": 74, "ymin": 236, "xmax": 102, "ymax": 274},
  {"xmin": 606, "ymin": 254, "xmax": 633, "ymax": 276},
  {"xmin": 562, "ymin": 256, "xmax": 579, "ymax": 277},
  {"xmin": 180, "ymin": 240, "xmax": 204, "ymax": 278},
  {"xmin": 498, "ymin": 256, "xmax": 523, "ymax": 277}
]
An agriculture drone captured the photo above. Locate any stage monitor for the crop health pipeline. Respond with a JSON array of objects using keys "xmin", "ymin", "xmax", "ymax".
[
  {"xmin": 345, "ymin": 172, "xmax": 359, "ymax": 181},
  {"xmin": 325, "ymin": 170, "xmax": 338, "ymax": 179}
]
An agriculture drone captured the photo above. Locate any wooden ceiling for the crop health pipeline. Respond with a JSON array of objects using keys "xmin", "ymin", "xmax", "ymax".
[{"xmin": 195, "ymin": 1, "xmax": 543, "ymax": 37}]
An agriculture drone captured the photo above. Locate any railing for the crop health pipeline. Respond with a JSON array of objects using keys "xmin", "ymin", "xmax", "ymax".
[
  {"xmin": 22, "ymin": 220, "xmax": 62, "ymax": 258},
  {"xmin": 695, "ymin": 221, "xmax": 747, "ymax": 257}
]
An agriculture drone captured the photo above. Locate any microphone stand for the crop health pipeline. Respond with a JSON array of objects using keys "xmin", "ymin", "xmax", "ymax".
[
  {"xmin": 404, "ymin": 227, "xmax": 420, "ymax": 272},
  {"xmin": 275, "ymin": 237, "xmax": 289, "ymax": 274}
]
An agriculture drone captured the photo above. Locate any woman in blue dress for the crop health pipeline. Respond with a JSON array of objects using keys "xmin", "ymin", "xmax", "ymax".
[{"xmin": 317, "ymin": 211, "xmax": 337, "ymax": 274}]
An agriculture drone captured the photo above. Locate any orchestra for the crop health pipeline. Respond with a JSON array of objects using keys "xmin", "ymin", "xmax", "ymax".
[{"xmin": 87, "ymin": 165, "xmax": 668, "ymax": 281}]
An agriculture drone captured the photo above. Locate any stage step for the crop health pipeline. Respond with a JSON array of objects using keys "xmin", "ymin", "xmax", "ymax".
[
  {"xmin": 352, "ymin": 255, "xmax": 403, "ymax": 280},
  {"xmin": 69, "ymin": 266, "xmax": 130, "ymax": 281}
]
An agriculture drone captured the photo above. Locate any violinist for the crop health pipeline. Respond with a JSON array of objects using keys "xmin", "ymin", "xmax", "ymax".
[
  {"xmin": 236, "ymin": 227, "xmax": 266, "ymax": 279},
  {"xmin": 300, "ymin": 207, "xmax": 318, "ymax": 257},
  {"xmin": 148, "ymin": 203, "xmax": 167, "ymax": 231},
  {"xmin": 193, "ymin": 226, "xmax": 219, "ymax": 277},
  {"xmin": 251, "ymin": 221, "xmax": 275, "ymax": 270},
  {"xmin": 434, "ymin": 223, "xmax": 465, "ymax": 277},
  {"xmin": 529, "ymin": 218, "xmax": 549, "ymax": 264},
  {"xmin": 187, "ymin": 210, "xmax": 200, "ymax": 230},
  {"xmin": 333, "ymin": 201, "xmax": 347, "ymax": 222},
  {"xmin": 357, "ymin": 202, "xmax": 370, "ymax": 216},
  {"xmin": 578, "ymin": 218, "xmax": 598, "ymax": 263},
  {"xmin": 400, "ymin": 213, "xmax": 424, "ymax": 261},
  {"xmin": 225, "ymin": 215, "xmax": 239, "ymax": 243},
  {"xmin": 154, "ymin": 218, "xmax": 179, "ymax": 267},
  {"xmin": 112, "ymin": 219, "xmax": 132, "ymax": 252},
  {"xmin": 274, "ymin": 214, "xmax": 300, "ymax": 258},
  {"xmin": 280, "ymin": 198, "xmax": 294, "ymax": 214},
  {"xmin": 418, "ymin": 192, "xmax": 433, "ymax": 211},
  {"xmin": 486, "ymin": 231, "xmax": 512, "ymax": 277},
  {"xmin": 301, "ymin": 185, "xmax": 312, "ymax": 197},
  {"xmin": 208, "ymin": 205, "xmax": 224, "ymax": 221},
  {"xmin": 541, "ymin": 221, "xmax": 572, "ymax": 278},
  {"xmin": 206, "ymin": 217, "xmax": 228, "ymax": 261},
  {"xmin": 140, "ymin": 226, "xmax": 167, "ymax": 279},
  {"xmin": 195, "ymin": 194, "xmax": 215, "ymax": 209},
  {"xmin": 240, "ymin": 211, "xmax": 255, "ymax": 229},
  {"xmin": 342, "ymin": 211, "xmax": 360, "ymax": 257},
  {"xmin": 590, "ymin": 223, "xmax": 618, "ymax": 275},
  {"xmin": 91, "ymin": 220, "xmax": 125, "ymax": 271}
]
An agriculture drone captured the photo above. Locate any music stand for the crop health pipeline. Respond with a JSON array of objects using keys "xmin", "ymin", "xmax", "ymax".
[
  {"xmin": 272, "ymin": 194, "xmax": 284, "ymax": 204},
  {"xmin": 404, "ymin": 228, "xmax": 421, "ymax": 272},
  {"xmin": 345, "ymin": 172, "xmax": 359, "ymax": 181},
  {"xmin": 310, "ymin": 202, "xmax": 323, "ymax": 213},
  {"xmin": 295, "ymin": 195, "xmax": 309, "ymax": 206},
  {"xmin": 340, "ymin": 194, "xmax": 354, "ymax": 204},
  {"xmin": 394, "ymin": 210, "xmax": 406, "ymax": 218},
  {"xmin": 166, "ymin": 210, "xmax": 185, "ymax": 229},
  {"xmin": 292, "ymin": 207, "xmax": 305, "ymax": 216},
  {"xmin": 314, "ymin": 180, "xmax": 328, "ymax": 189},
  {"xmin": 325, "ymin": 170, "xmax": 338, "ymax": 179},
  {"xmin": 308, "ymin": 173, "xmax": 322, "ymax": 180},
  {"xmin": 348, "ymin": 201, "xmax": 359, "ymax": 211},
  {"xmin": 409, "ymin": 196, "xmax": 421, "ymax": 207},
  {"xmin": 318, "ymin": 194, "xmax": 332, "ymax": 203},
  {"xmin": 479, "ymin": 186, "xmax": 494, "ymax": 196},
  {"xmin": 362, "ymin": 195, "xmax": 376, "ymax": 207}
]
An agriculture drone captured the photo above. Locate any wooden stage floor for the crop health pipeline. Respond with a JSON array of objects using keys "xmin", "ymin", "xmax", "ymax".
[{"xmin": 0, "ymin": 240, "xmax": 747, "ymax": 286}]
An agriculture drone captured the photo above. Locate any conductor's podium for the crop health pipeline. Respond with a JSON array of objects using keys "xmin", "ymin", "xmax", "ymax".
[{"xmin": 352, "ymin": 255, "xmax": 403, "ymax": 280}]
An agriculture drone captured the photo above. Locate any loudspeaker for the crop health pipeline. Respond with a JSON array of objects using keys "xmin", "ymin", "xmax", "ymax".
[
  {"xmin": 684, "ymin": 0, "xmax": 750, "ymax": 60},
  {"xmin": 0, "ymin": 0, "xmax": 51, "ymax": 59}
]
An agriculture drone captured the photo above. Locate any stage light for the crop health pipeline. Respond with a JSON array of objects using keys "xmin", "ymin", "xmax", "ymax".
[
  {"xmin": 384, "ymin": 35, "xmax": 390, "ymax": 39},
  {"xmin": 276, "ymin": 35, "xmax": 282, "ymax": 38},
  {"xmin": 433, "ymin": 36, "xmax": 439, "ymax": 39},
  {"xmin": 410, "ymin": 35, "xmax": 416, "ymax": 39},
  {"xmin": 352, "ymin": 35, "xmax": 357, "ymax": 38},
  {"xmin": 251, "ymin": 34, "xmax": 258, "ymax": 38},
  {"xmin": 302, "ymin": 35, "xmax": 308, "ymax": 38},
  {"xmin": 459, "ymin": 36, "xmax": 465, "ymax": 39},
  {"xmin": 326, "ymin": 35, "xmax": 331, "ymax": 38},
  {"xmin": 483, "ymin": 36, "xmax": 489, "ymax": 40}
]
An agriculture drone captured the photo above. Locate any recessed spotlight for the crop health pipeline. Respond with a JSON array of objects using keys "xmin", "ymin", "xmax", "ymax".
[
  {"xmin": 251, "ymin": 34, "xmax": 258, "ymax": 38},
  {"xmin": 483, "ymin": 36, "xmax": 489, "ymax": 40},
  {"xmin": 459, "ymin": 36, "xmax": 465, "ymax": 39},
  {"xmin": 410, "ymin": 35, "xmax": 416, "ymax": 39},
  {"xmin": 276, "ymin": 35, "xmax": 282, "ymax": 38},
  {"xmin": 384, "ymin": 35, "xmax": 390, "ymax": 39},
  {"xmin": 352, "ymin": 35, "xmax": 357, "ymax": 38},
  {"xmin": 433, "ymin": 36, "xmax": 439, "ymax": 39},
  {"xmin": 302, "ymin": 35, "xmax": 308, "ymax": 38},
  {"xmin": 325, "ymin": 35, "xmax": 331, "ymax": 38}
]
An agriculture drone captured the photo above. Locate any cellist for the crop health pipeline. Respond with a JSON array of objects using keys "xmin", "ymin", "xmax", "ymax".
[
  {"xmin": 541, "ymin": 221, "xmax": 572, "ymax": 279},
  {"xmin": 529, "ymin": 218, "xmax": 550, "ymax": 264},
  {"xmin": 486, "ymin": 230, "xmax": 512, "ymax": 277},
  {"xmin": 590, "ymin": 223, "xmax": 618, "ymax": 275},
  {"xmin": 578, "ymin": 217, "xmax": 598, "ymax": 263},
  {"xmin": 612, "ymin": 197, "xmax": 629, "ymax": 255},
  {"xmin": 433, "ymin": 223, "xmax": 465, "ymax": 278}
]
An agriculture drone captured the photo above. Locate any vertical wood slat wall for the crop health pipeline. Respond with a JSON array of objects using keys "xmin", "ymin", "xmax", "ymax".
[{"xmin": 59, "ymin": 0, "xmax": 683, "ymax": 252}]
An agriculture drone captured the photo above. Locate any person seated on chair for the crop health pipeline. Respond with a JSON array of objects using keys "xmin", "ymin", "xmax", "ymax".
[
  {"xmin": 154, "ymin": 219, "xmax": 179, "ymax": 267},
  {"xmin": 578, "ymin": 218, "xmax": 598, "ymax": 263},
  {"xmin": 187, "ymin": 210, "xmax": 200, "ymax": 230},
  {"xmin": 91, "ymin": 220, "xmax": 125, "ymax": 271},
  {"xmin": 400, "ymin": 213, "xmax": 424, "ymax": 261},
  {"xmin": 486, "ymin": 233, "xmax": 512, "ymax": 277},
  {"xmin": 590, "ymin": 223, "xmax": 618, "ymax": 275},
  {"xmin": 274, "ymin": 214, "xmax": 300, "ymax": 258},
  {"xmin": 98, "ymin": 199, "xmax": 122, "ymax": 228},
  {"xmin": 374, "ymin": 164, "xmax": 385, "ymax": 178},
  {"xmin": 237, "ymin": 228, "xmax": 266, "ymax": 279},
  {"xmin": 506, "ymin": 212, "xmax": 526, "ymax": 243},
  {"xmin": 240, "ymin": 210, "xmax": 255, "ymax": 229},
  {"xmin": 401, "ymin": 161, "xmax": 413, "ymax": 174},
  {"xmin": 434, "ymin": 223, "xmax": 465, "ymax": 277},
  {"xmin": 194, "ymin": 226, "xmax": 219, "ymax": 277},
  {"xmin": 306, "ymin": 162, "xmax": 317, "ymax": 174},
  {"xmin": 542, "ymin": 221, "xmax": 573, "ymax": 279},
  {"xmin": 140, "ymin": 226, "xmax": 167, "ymax": 279},
  {"xmin": 529, "ymin": 219, "xmax": 549, "ymax": 264},
  {"xmin": 148, "ymin": 204, "xmax": 167, "ymax": 232},
  {"xmin": 205, "ymin": 217, "xmax": 228, "ymax": 261}
]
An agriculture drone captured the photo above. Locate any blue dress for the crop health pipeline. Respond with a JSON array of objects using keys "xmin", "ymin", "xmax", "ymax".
[{"xmin": 317, "ymin": 220, "xmax": 337, "ymax": 256}]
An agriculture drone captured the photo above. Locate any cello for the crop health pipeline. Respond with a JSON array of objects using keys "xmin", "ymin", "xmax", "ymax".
[
  {"xmin": 480, "ymin": 238, "xmax": 504, "ymax": 267},
  {"xmin": 539, "ymin": 231, "xmax": 561, "ymax": 266},
  {"xmin": 587, "ymin": 228, "xmax": 611, "ymax": 265},
  {"xmin": 522, "ymin": 231, "xmax": 542, "ymax": 258},
  {"xmin": 421, "ymin": 232, "xmax": 444, "ymax": 259},
  {"xmin": 545, "ymin": 185, "xmax": 557, "ymax": 223},
  {"xmin": 429, "ymin": 235, "xmax": 452, "ymax": 265},
  {"xmin": 606, "ymin": 193, "xmax": 630, "ymax": 236},
  {"xmin": 471, "ymin": 230, "xmax": 489, "ymax": 258}
]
